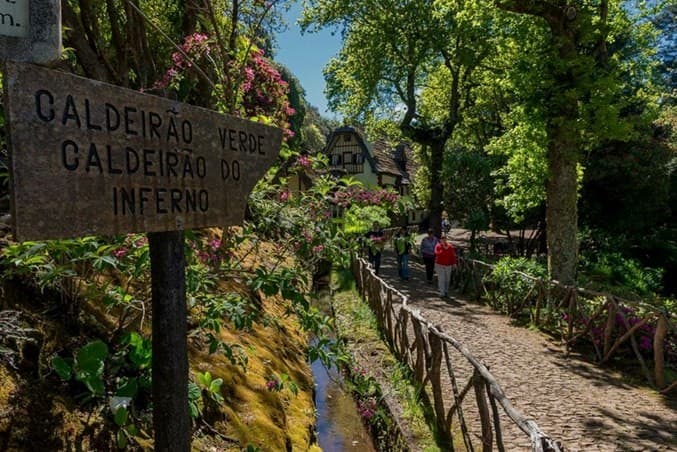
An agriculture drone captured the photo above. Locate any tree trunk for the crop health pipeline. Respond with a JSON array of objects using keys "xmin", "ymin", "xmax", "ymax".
[
  {"xmin": 495, "ymin": 2, "xmax": 587, "ymax": 287},
  {"xmin": 545, "ymin": 135, "xmax": 578, "ymax": 285},
  {"xmin": 429, "ymin": 139, "xmax": 445, "ymax": 238},
  {"xmin": 545, "ymin": 32, "xmax": 579, "ymax": 286}
]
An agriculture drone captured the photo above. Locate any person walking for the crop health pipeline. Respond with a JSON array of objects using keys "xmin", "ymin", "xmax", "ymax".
[
  {"xmin": 434, "ymin": 235, "xmax": 457, "ymax": 298},
  {"xmin": 365, "ymin": 221, "xmax": 385, "ymax": 275},
  {"xmin": 419, "ymin": 229, "xmax": 438, "ymax": 284},
  {"xmin": 393, "ymin": 226, "xmax": 413, "ymax": 280}
]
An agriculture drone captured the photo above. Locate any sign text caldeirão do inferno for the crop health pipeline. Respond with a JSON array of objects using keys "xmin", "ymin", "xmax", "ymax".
[{"xmin": 3, "ymin": 62, "xmax": 283, "ymax": 241}]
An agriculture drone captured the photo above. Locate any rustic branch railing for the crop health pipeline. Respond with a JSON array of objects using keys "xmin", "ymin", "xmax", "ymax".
[
  {"xmin": 453, "ymin": 258, "xmax": 676, "ymax": 391},
  {"xmin": 351, "ymin": 257, "xmax": 563, "ymax": 452}
]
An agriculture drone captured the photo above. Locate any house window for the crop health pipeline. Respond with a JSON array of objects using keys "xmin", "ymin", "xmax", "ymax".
[
  {"xmin": 344, "ymin": 134, "xmax": 351, "ymax": 142},
  {"xmin": 331, "ymin": 154, "xmax": 342, "ymax": 166},
  {"xmin": 353, "ymin": 154, "xmax": 363, "ymax": 164},
  {"xmin": 343, "ymin": 152, "xmax": 352, "ymax": 166}
]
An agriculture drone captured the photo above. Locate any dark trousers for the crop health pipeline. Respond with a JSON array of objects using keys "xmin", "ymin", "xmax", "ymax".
[
  {"xmin": 369, "ymin": 251, "xmax": 382, "ymax": 274},
  {"xmin": 423, "ymin": 255, "xmax": 435, "ymax": 281}
]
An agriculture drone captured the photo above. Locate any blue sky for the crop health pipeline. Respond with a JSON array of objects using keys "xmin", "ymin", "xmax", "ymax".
[{"xmin": 274, "ymin": 2, "xmax": 342, "ymax": 119}]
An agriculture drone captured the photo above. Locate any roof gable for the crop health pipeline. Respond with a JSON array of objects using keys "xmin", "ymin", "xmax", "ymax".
[{"xmin": 323, "ymin": 126, "xmax": 418, "ymax": 184}]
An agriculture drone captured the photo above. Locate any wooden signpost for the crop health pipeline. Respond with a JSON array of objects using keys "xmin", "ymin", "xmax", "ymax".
[
  {"xmin": 0, "ymin": 0, "xmax": 61, "ymax": 63},
  {"xmin": 3, "ymin": 61, "xmax": 283, "ymax": 450},
  {"xmin": 3, "ymin": 62, "xmax": 282, "ymax": 240}
]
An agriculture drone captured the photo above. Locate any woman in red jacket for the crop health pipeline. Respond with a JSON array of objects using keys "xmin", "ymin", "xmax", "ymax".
[{"xmin": 434, "ymin": 235, "xmax": 457, "ymax": 298}]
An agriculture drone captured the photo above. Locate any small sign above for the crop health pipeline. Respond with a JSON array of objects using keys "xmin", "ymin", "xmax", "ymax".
[
  {"xmin": 3, "ymin": 62, "xmax": 283, "ymax": 241},
  {"xmin": 0, "ymin": 0, "xmax": 60, "ymax": 63},
  {"xmin": 0, "ymin": 0, "xmax": 29, "ymax": 38}
]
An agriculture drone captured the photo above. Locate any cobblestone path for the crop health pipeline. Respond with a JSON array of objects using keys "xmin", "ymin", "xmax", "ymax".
[{"xmin": 376, "ymin": 248, "xmax": 676, "ymax": 451}]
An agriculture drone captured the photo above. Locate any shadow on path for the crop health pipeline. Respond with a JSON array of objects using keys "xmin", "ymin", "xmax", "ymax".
[{"xmin": 373, "ymin": 246, "xmax": 677, "ymax": 451}]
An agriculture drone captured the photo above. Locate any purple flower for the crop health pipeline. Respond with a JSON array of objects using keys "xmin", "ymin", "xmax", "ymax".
[{"xmin": 639, "ymin": 336, "xmax": 653, "ymax": 352}]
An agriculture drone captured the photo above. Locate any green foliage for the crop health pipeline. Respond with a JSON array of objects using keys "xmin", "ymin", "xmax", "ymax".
[
  {"xmin": 74, "ymin": 340, "xmax": 109, "ymax": 396},
  {"xmin": 112, "ymin": 404, "xmax": 139, "ymax": 449},
  {"xmin": 197, "ymin": 371, "xmax": 225, "ymax": 403},
  {"xmin": 486, "ymin": 113, "xmax": 548, "ymax": 223},
  {"xmin": 50, "ymin": 332, "xmax": 153, "ymax": 446},
  {"xmin": 442, "ymin": 146, "xmax": 494, "ymax": 236},
  {"xmin": 579, "ymin": 252, "xmax": 664, "ymax": 299},
  {"xmin": 51, "ymin": 333, "xmax": 152, "ymax": 399},
  {"xmin": 188, "ymin": 382, "xmax": 203, "ymax": 419},
  {"xmin": 343, "ymin": 205, "xmax": 390, "ymax": 234},
  {"xmin": 121, "ymin": 332, "xmax": 152, "ymax": 371},
  {"xmin": 3, "ymin": 237, "xmax": 117, "ymax": 293},
  {"xmin": 194, "ymin": 290, "xmax": 256, "ymax": 366},
  {"xmin": 264, "ymin": 372, "xmax": 299, "ymax": 396},
  {"xmin": 482, "ymin": 257, "xmax": 547, "ymax": 315},
  {"xmin": 308, "ymin": 336, "xmax": 350, "ymax": 371}
]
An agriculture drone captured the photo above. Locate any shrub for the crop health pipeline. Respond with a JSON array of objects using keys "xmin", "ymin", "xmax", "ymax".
[
  {"xmin": 482, "ymin": 257, "xmax": 547, "ymax": 315},
  {"xmin": 578, "ymin": 251, "xmax": 664, "ymax": 299}
]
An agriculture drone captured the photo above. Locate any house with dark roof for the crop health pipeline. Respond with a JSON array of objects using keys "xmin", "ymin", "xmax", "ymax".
[{"xmin": 322, "ymin": 126, "xmax": 426, "ymax": 226}]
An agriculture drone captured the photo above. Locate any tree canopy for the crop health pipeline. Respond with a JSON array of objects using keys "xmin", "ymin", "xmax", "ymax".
[{"xmin": 302, "ymin": 0, "xmax": 669, "ymax": 285}]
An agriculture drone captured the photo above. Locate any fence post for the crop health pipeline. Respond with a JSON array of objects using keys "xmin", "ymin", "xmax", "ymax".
[
  {"xmin": 603, "ymin": 297, "xmax": 616, "ymax": 358},
  {"xmin": 428, "ymin": 331, "xmax": 449, "ymax": 439},
  {"xmin": 473, "ymin": 369, "xmax": 493, "ymax": 452},
  {"xmin": 654, "ymin": 314, "xmax": 668, "ymax": 389},
  {"xmin": 412, "ymin": 317, "xmax": 426, "ymax": 383}
]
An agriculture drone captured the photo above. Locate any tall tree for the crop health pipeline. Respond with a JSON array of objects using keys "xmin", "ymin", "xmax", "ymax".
[
  {"xmin": 301, "ymin": 0, "xmax": 495, "ymax": 237},
  {"xmin": 494, "ymin": 0, "xmax": 659, "ymax": 284}
]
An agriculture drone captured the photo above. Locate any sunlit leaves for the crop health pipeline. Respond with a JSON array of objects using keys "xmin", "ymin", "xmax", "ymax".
[{"xmin": 487, "ymin": 113, "xmax": 547, "ymax": 222}]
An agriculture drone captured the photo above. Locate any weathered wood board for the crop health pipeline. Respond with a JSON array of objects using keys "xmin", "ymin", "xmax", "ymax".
[
  {"xmin": 0, "ymin": 0, "xmax": 61, "ymax": 63},
  {"xmin": 3, "ymin": 61, "xmax": 283, "ymax": 241}
]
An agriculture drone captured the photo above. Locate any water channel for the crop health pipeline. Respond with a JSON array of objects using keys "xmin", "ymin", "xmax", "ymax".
[{"xmin": 311, "ymin": 290, "xmax": 376, "ymax": 452}]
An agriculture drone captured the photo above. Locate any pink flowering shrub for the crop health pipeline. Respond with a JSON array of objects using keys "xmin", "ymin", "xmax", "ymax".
[
  {"xmin": 188, "ymin": 236, "xmax": 230, "ymax": 268},
  {"xmin": 154, "ymin": 34, "xmax": 295, "ymax": 138},
  {"xmin": 332, "ymin": 186, "xmax": 400, "ymax": 209},
  {"xmin": 240, "ymin": 49, "xmax": 296, "ymax": 139},
  {"xmin": 264, "ymin": 373, "xmax": 298, "ymax": 395},
  {"xmin": 154, "ymin": 33, "xmax": 211, "ymax": 90},
  {"xmin": 565, "ymin": 302, "xmax": 676, "ymax": 364},
  {"xmin": 296, "ymin": 155, "xmax": 311, "ymax": 168},
  {"xmin": 357, "ymin": 397, "xmax": 377, "ymax": 420}
]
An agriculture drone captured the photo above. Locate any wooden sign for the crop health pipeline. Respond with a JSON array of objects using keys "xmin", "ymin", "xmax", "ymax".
[
  {"xmin": 0, "ymin": 0, "xmax": 29, "ymax": 38},
  {"xmin": 0, "ymin": 0, "xmax": 61, "ymax": 63},
  {"xmin": 3, "ymin": 61, "xmax": 283, "ymax": 241}
]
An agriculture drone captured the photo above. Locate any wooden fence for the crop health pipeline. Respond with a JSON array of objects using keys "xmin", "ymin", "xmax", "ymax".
[
  {"xmin": 351, "ymin": 257, "xmax": 563, "ymax": 452},
  {"xmin": 454, "ymin": 258, "xmax": 676, "ymax": 392}
]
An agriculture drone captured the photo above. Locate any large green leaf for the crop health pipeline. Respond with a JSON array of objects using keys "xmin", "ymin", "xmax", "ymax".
[
  {"xmin": 52, "ymin": 356, "xmax": 72, "ymax": 381},
  {"xmin": 75, "ymin": 340, "xmax": 108, "ymax": 376}
]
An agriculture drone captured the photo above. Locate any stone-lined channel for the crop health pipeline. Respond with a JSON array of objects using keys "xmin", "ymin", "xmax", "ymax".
[{"xmin": 311, "ymin": 290, "xmax": 375, "ymax": 451}]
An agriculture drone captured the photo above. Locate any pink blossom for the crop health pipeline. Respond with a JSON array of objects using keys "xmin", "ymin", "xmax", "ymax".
[
  {"xmin": 113, "ymin": 248, "xmax": 128, "ymax": 258},
  {"xmin": 313, "ymin": 245, "xmax": 324, "ymax": 253},
  {"xmin": 357, "ymin": 398, "xmax": 377, "ymax": 420},
  {"xmin": 297, "ymin": 156, "xmax": 311, "ymax": 167}
]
